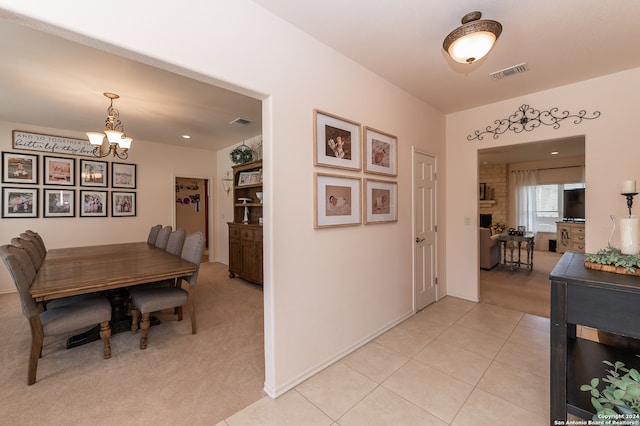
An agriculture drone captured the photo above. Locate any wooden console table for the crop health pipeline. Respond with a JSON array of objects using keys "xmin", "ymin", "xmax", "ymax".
[
  {"xmin": 497, "ymin": 233, "xmax": 534, "ymax": 272},
  {"xmin": 550, "ymin": 252, "xmax": 640, "ymax": 423}
]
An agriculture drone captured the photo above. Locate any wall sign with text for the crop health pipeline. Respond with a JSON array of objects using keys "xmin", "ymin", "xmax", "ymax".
[{"xmin": 12, "ymin": 130, "xmax": 95, "ymax": 157}]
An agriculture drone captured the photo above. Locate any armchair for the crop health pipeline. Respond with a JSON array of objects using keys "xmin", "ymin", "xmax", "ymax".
[{"xmin": 480, "ymin": 227, "xmax": 500, "ymax": 270}]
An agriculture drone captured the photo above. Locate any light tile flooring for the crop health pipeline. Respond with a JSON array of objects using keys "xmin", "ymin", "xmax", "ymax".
[{"xmin": 217, "ymin": 297, "xmax": 549, "ymax": 425}]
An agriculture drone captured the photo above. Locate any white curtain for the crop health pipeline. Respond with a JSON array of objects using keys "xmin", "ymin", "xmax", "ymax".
[{"xmin": 513, "ymin": 169, "xmax": 538, "ymax": 234}]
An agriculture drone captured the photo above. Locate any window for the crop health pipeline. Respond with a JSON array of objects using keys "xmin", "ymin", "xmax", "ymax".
[{"xmin": 535, "ymin": 183, "xmax": 585, "ymax": 232}]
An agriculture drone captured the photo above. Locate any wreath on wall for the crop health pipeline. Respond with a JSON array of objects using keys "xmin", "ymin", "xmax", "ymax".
[{"xmin": 229, "ymin": 144, "xmax": 254, "ymax": 165}]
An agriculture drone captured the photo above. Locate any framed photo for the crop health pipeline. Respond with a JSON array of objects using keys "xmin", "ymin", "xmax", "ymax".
[
  {"xmin": 80, "ymin": 190, "xmax": 108, "ymax": 217},
  {"xmin": 314, "ymin": 109, "xmax": 361, "ymax": 171},
  {"xmin": 43, "ymin": 188, "xmax": 75, "ymax": 218},
  {"xmin": 43, "ymin": 156, "xmax": 75, "ymax": 185},
  {"xmin": 112, "ymin": 162, "xmax": 136, "ymax": 189},
  {"xmin": 238, "ymin": 170, "xmax": 261, "ymax": 186},
  {"xmin": 363, "ymin": 127, "xmax": 397, "ymax": 176},
  {"xmin": 364, "ymin": 179, "xmax": 397, "ymax": 224},
  {"xmin": 314, "ymin": 173, "xmax": 361, "ymax": 228},
  {"xmin": 80, "ymin": 159, "xmax": 108, "ymax": 187},
  {"xmin": 2, "ymin": 187, "xmax": 38, "ymax": 218},
  {"xmin": 2, "ymin": 152, "xmax": 38, "ymax": 184},
  {"xmin": 479, "ymin": 182, "xmax": 487, "ymax": 200},
  {"xmin": 112, "ymin": 191, "xmax": 136, "ymax": 217}
]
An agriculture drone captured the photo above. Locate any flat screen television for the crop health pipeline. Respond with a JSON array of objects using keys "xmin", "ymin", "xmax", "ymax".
[{"xmin": 563, "ymin": 188, "xmax": 585, "ymax": 222}]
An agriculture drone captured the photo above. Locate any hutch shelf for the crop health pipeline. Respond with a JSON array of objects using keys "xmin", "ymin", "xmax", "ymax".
[{"xmin": 227, "ymin": 160, "xmax": 263, "ymax": 285}]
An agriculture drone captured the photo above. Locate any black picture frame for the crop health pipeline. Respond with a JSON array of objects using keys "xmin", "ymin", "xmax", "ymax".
[
  {"xmin": 479, "ymin": 182, "xmax": 487, "ymax": 200},
  {"xmin": 112, "ymin": 191, "xmax": 136, "ymax": 217},
  {"xmin": 2, "ymin": 187, "xmax": 38, "ymax": 218},
  {"xmin": 43, "ymin": 188, "xmax": 75, "ymax": 218},
  {"xmin": 2, "ymin": 151, "xmax": 38, "ymax": 184},
  {"xmin": 79, "ymin": 190, "xmax": 108, "ymax": 217},
  {"xmin": 80, "ymin": 159, "xmax": 108, "ymax": 187},
  {"xmin": 111, "ymin": 162, "xmax": 136, "ymax": 189}
]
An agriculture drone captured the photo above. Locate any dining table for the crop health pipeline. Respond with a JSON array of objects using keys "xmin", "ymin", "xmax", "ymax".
[{"xmin": 30, "ymin": 241, "xmax": 198, "ymax": 347}]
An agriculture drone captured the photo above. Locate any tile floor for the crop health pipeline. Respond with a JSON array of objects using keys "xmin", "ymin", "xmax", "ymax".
[{"xmin": 217, "ymin": 297, "xmax": 550, "ymax": 425}]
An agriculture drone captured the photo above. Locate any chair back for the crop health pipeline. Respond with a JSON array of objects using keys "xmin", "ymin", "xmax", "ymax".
[
  {"xmin": 23, "ymin": 230, "xmax": 47, "ymax": 259},
  {"xmin": 15, "ymin": 235, "xmax": 43, "ymax": 270},
  {"xmin": 0, "ymin": 245, "xmax": 40, "ymax": 319},
  {"xmin": 154, "ymin": 226, "xmax": 172, "ymax": 249},
  {"xmin": 147, "ymin": 224, "xmax": 162, "ymax": 245},
  {"xmin": 165, "ymin": 229, "xmax": 186, "ymax": 256},
  {"xmin": 180, "ymin": 232, "xmax": 206, "ymax": 287}
]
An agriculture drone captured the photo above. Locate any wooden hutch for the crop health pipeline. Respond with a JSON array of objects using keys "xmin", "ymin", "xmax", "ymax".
[{"xmin": 227, "ymin": 159, "xmax": 263, "ymax": 285}]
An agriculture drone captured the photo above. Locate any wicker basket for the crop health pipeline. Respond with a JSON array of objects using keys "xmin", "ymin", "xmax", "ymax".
[{"xmin": 584, "ymin": 261, "xmax": 640, "ymax": 276}]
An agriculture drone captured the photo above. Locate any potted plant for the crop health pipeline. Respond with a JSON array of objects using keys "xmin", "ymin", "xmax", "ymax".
[{"xmin": 581, "ymin": 360, "xmax": 640, "ymax": 420}]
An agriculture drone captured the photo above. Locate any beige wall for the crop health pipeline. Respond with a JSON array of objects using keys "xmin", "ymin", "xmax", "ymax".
[
  {"xmin": 0, "ymin": 1, "xmax": 446, "ymax": 397},
  {"xmin": 446, "ymin": 67, "xmax": 640, "ymax": 302}
]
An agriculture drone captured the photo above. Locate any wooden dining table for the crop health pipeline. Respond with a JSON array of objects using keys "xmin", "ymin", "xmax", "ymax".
[
  {"xmin": 30, "ymin": 241, "xmax": 198, "ymax": 302},
  {"xmin": 30, "ymin": 241, "xmax": 198, "ymax": 347}
]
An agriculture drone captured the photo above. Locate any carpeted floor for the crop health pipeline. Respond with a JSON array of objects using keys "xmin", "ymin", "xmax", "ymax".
[
  {"xmin": 0, "ymin": 262, "xmax": 265, "ymax": 426},
  {"xmin": 480, "ymin": 249, "xmax": 562, "ymax": 318}
]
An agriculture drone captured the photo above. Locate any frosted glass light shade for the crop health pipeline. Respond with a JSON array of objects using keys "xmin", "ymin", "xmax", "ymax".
[
  {"xmin": 119, "ymin": 137, "xmax": 133, "ymax": 149},
  {"xmin": 104, "ymin": 130, "xmax": 124, "ymax": 143},
  {"xmin": 86, "ymin": 132, "xmax": 105, "ymax": 146},
  {"xmin": 448, "ymin": 31, "xmax": 496, "ymax": 64}
]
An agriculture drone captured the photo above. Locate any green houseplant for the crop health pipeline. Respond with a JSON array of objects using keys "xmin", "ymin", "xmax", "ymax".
[
  {"xmin": 581, "ymin": 360, "xmax": 640, "ymax": 420},
  {"xmin": 585, "ymin": 246, "xmax": 640, "ymax": 274}
]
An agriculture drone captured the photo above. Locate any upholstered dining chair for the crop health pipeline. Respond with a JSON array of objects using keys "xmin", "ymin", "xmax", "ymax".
[
  {"xmin": 130, "ymin": 232, "xmax": 205, "ymax": 350},
  {"xmin": 154, "ymin": 226, "xmax": 172, "ymax": 250},
  {"xmin": 0, "ymin": 244, "xmax": 112, "ymax": 385},
  {"xmin": 13, "ymin": 236, "xmax": 43, "ymax": 270},
  {"xmin": 147, "ymin": 224, "xmax": 162, "ymax": 245},
  {"xmin": 24, "ymin": 230, "xmax": 47, "ymax": 259},
  {"xmin": 165, "ymin": 228, "xmax": 186, "ymax": 257}
]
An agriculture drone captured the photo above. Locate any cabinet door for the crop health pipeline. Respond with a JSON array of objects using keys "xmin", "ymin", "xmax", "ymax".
[
  {"xmin": 241, "ymin": 240, "xmax": 259, "ymax": 282},
  {"xmin": 557, "ymin": 226, "xmax": 571, "ymax": 252},
  {"xmin": 229, "ymin": 237, "xmax": 242, "ymax": 274}
]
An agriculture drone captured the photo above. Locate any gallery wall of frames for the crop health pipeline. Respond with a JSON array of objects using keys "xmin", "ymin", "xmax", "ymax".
[
  {"xmin": 313, "ymin": 109, "xmax": 398, "ymax": 228},
  {"xmin": 1, "ymin": 131, "xmax": 137, "ymax": 219}
]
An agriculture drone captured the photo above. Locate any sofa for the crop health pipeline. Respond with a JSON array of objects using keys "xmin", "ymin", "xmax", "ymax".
[{"xmin": 480, "ymin": 227, "xmax": 500, "ymax": 270}]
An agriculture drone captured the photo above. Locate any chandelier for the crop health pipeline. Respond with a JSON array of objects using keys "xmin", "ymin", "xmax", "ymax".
[
  {"xmin": 443, "ymin": 11, "xmax": 502, "ymax": 64},
  {"xmin": 86, "ymin": 92, "xmax": 133, "ymax": 159}
]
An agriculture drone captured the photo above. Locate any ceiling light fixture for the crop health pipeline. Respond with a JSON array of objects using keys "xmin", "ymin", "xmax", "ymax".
[
  {"xmin": 86, "ymin": 92, "xmax": 132, "ymax": 159},
  {"xmin": 443, "ymin": 11, "xmax": 502, "ymax": 64}
]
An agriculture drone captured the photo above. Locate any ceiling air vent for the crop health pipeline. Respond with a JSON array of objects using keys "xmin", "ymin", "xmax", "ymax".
[
  {"xmin": 230, "ymin": 117, "xmax": 252, "ymax": 125},
  {"xmin": 489, "ymin": 63, "xmax": 528, "ymax": 80}
]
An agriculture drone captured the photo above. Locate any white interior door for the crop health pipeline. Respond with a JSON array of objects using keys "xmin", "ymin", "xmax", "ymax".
[{"xmin": 413, "ymin": 150, "xmax": 437, "ymax": 311}]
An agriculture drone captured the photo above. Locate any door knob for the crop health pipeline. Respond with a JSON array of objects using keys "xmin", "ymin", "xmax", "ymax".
[{"xmin": 415, "ymin": 237, "xmax": 425, "ymax": 243}]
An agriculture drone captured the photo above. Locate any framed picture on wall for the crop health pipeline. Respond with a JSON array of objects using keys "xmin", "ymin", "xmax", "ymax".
[
  {"xmin": 364, "ymin": 178, "xmax": 397, "ymax": 224},
  {"xmin": 479, "ymin": 182, "xmax": 487, "ymax": 200},
  {"xmin": 112, "ymin": 191, "xmax": 136, "ymax": 217},
  {"xmin": 363, "ymin": 127, "xmax": 397, "ymax": 176},
  {"xmin": 2, "ymin": 151, "xmax": 38, "ymax": 184},
  {"xmin": 314, "ymin": 109, "xmax": 361, "ymax": 171},
  {"xmin": 43, "ymin": 156, "xmax": 75, "ymax": 185},
  {"xmin": 43, "ymin": 188, "xmax": 75, "ymax": 218},
  {"xmin": 112, "ymin": 162, "xmax": 136, "ymax": 189},
  {"xmin": 2, "ymin": 187, "xmax": 38, "ymax": 218},
  {"xmin": 80, "ymin": 159, "xmax": 108, "ymax": 187},
  {"xmin": 314, "ymin": 173, "xmax": 361, "ymax": 228},
  {"xmin": 79, "ymin": 190, "xmax": 107, "ymax": 217}
]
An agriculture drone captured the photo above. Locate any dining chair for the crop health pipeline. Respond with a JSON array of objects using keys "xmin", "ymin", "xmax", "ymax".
[
  {"xmin": 130, "ymin": 232, "xmax": 205, "ymax": 350},
  {"xmin": 23, "ymin": 230, "xmax": 47, "ymax": 259},
  {"xmin": 147, "ymin": 224, "xmax": 162, "ymax": 245},
  {"xmin": 154, "ymin": 225, "xmax": 172, "ymax": 250},
  {"xmin": 0, "ymin": 244, "xmax": 112, "ymax": 385},
  {"xmin": 12, "ymin": 236, "xmax": 43, "ymax": 270},
  {"xmin": 165, "ymin": 228, "xmax": 186, "ymax": 256}
]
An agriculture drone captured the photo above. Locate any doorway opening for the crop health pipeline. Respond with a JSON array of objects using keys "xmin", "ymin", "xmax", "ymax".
[{"xmin": 175, "ymin": 176, "xmax": 210, "ymax": 261}]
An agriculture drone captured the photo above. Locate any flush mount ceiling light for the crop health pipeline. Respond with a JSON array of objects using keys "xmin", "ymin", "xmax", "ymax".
[
  {"xmin": 443, "ymin": 11, "xmax": 502, "ymax": 64},
  {"xmin": 86, "ymin": 92, "xmax": 133, "ymax": 159}
]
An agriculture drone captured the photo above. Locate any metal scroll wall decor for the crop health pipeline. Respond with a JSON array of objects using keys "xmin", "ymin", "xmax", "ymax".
[{"xmin": 467, "ymin": 104, "xmax": 601, "ymax": 141}]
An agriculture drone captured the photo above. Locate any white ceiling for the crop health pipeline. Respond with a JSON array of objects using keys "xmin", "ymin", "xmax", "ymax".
[{"xmin": 1, "ymin": 1, "xmax": 639, "ymax": 156}]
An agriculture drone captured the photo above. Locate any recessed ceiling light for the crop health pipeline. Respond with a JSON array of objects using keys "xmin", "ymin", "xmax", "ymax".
[
  {"xmin": 551, "ymin": 151, "xmax": 559, "ymax": 155},
  {"xmin": 182, "ymin": 135, "xmax": 191, "ymax": 139}
]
